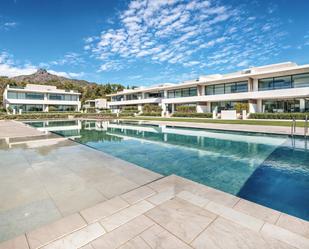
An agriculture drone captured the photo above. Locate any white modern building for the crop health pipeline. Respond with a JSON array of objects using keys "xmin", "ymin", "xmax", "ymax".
[
  {"xmin": 83, "ymin": 98, "xmax": 108, "ymax": 110},
  {"xmin": 3, "ymin": 84, "xmax": 81, "ymax": 113},
  {"xmin": 107, "ymin": 62, "xmax": 309, "ymax": 117}
]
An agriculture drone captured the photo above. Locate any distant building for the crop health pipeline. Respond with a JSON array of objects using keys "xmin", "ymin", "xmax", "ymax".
[
  {"xmin": 84, "ymin": 98, "xmax": 108, "ymax": 111},
  {"xmin": 3, "ymin": 84, "xmax": 81, "ymax": 113},
  {"xmin": 107, "ymin": 62, "xmax": 309, "ymax": 116}
]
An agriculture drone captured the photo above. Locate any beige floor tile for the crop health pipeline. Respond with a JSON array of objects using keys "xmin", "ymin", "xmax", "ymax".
[
  {"xmin": 147, "ymin": 175, "xmax": 177, "ymax": 192},
  {"xmin": 26, "ymin": 213, "xmax": 87, "ymax": 249},
  {"xmin": 261, "ymin": 222, "xmax": 309, "ymax": 249},
  {"xmin": 198, "ymin": 186, "xmax": 239, "ymax": 208},
  {"xmin": 0, "ymin": 235, "xmax": 29, "ymax": 249},
  {"xmin": 176, "ymin": 191, "xmax": 210, "ymax": 208},
  {"xmin": 80, "ymin": 244, "xmax": 94, "ymax": 249},
  {"xmin": 121, "ymin": 186, "xmax": 155, "ymax": 205},
  {"xmin": 100, "ymin": 200, "xmax": 154, "ymax": 232},
  {"xmin": 233, "ymin": 199, "xmax": 281, "ymax": 224},
  {"xmin": 205, "ymin": 201, "xmax": 264, "ymax": 232},
  {"xmin": 147, "ymin": 187, "xmax": 175, "ymax": 205},
  {"xmin": 140, "ymin": 224, "xmax": 191, "ymax": 249},
  {"xmin": 91, "ymin": 215, "xmax": 153, "ymax": 249},
  {"xmin": 80, "ymin": 196, "xmax": 129, "ymax": 224},
  {"xmin": 41, "ymin": 222, "xmax": 105, "ymax": 249},
  {"xmin": 276, "ymin": 213, "xmax": 309, "ymax": 239},
  {"xmin": 51, "ymin": 188, "xmax": 107, "ymax": 216},
  {"xmin": 95, "ymin": 175, "xmax": 139, "ymax": 199},
  {"xmin": 146, "ymin": 197, "xmax": 216, "ymax": 243},
  {"xmin": 191, "ymin": 217, "xmax": 294, "ymax": 249},
  {"xmin": 118, "ymin": 236, "xmax": 151, "ymax": 249}
]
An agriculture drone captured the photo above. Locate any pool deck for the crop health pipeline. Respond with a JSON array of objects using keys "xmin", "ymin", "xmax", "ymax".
[
  {"xmin": 132, "ymin": 119, "xmax": 306, "ymax": 136},
  {"xmin": 0, "ymin": 120, "xmax": 308, "ymax": 249}
]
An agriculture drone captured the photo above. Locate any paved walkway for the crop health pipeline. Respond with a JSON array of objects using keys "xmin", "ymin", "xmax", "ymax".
[
  {"xmin": 139, "ymin": 120, "xmax": 305, "ymax": 136},
  {"xmin": 0, "ymin": 120, "xmax": 44, "ymax": 139},
  {"xmin": 1, "ymin": 175, "xmax": 308, "ymax": 249}
]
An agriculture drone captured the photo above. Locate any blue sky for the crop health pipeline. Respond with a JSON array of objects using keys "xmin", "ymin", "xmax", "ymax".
[{"xmin": 0, "ymin": 0, "xmax": 309, "ymax": 86}]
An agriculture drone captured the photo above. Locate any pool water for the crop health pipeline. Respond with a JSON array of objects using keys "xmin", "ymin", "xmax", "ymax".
[{"xmin": 27, "ymin": 120, "xmax": 309, "ymax": 220}]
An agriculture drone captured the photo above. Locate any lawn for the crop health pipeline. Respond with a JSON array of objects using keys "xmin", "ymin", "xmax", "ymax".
[{"xmin": 124, "ymin": 116, "xmax": 307, "ymax": 127}]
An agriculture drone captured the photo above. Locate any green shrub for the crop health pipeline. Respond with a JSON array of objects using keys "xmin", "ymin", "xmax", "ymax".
[
  {"xmin": 122, "ymin": 106, "xmax": 138, "ymax": 111},
  {"xmin": 140, "ymin": 112, "xmax": 161, "ymax": 116},
  {"xmin": 0, "ymin": 112, "xmax": 117, "ymax": 120},
  {"xmin": 175, "ymin": 105, "xmax": 196, "ymax": 113},
  {"xmin": 250, "ymin": 112, "xmax": 309, "ymax": 120},
  {"xmin": 172, "ymin": 112, "xmax": 212, "ymax": 118},
  {"xmin": 143, "ymin": 104, "xmax": 162, "ymax": 113},
  {"xmin": 234, "ymin": 103, "xmax": 249, "ymax": 113}
]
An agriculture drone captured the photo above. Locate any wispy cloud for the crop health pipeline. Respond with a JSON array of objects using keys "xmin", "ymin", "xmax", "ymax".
[
  {"xmin": 49, "ymin": 52, "xmax": 85, "ymax": 66},
  {"xmin": 0, "ymin": 21, "xmax": 18, "ymax": 30},
  {"xmin": 85, "ymin": 0, "xmax": 287, "ymax": 74}
]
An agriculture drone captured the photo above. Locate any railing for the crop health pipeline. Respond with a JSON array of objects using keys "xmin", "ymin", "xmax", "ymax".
[
  {"xmin": 291, "ymin": 118, "xmax": 296, "ymax": 136},
  {"xmin": 305, "ymin": 115, "xmax": 308, "ymax": 137}
]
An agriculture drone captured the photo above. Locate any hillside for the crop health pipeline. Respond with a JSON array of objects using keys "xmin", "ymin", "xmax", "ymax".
[
  {"xmin": 11, "ymin": 69, "xmax": 92, "ymax": 86},
  {"xmin": 0, "ymin": 69, "xmax": 124, "ymax": 107}
]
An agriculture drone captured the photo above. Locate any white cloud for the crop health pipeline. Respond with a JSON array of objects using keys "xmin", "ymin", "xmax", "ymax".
[
  {"xmin": 47, "ymin": 70, "xmax": 84, "ymax": 78},
  {"xmin": 0, "ymin": 51, "xmax": 84, "ymax": 79},
  {"xmin": 50, "ymin": 52, "xmax": 84, "ymax": 66},
  {"xmin": 1, "ymin": 21, "xmax": 18, "ymax": 30},
  {"xmin": 0, "ymin": 63, "xmax": 37, "ymax": 77}
]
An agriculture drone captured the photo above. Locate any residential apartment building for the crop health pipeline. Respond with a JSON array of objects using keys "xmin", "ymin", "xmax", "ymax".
[
  {"xmin": 107, "ymin": 62, "xmax": 309, "ymax": 116},
  {"xmin": 3, "ymin": 84, "xmax": 81, "ymax": 113}
]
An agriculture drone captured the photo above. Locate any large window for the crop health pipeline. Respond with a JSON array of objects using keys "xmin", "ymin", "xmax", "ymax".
[
  {"xmin": 49, "ymin": 105, "xmax": 77, "ymax": 112},
  {"xmin": 10, "ymin": 104, "xmax": 43, "ymax": 112},
  {"xmin": 112, "ymin": 95, "xmax": 124, "ymax": 102},
  {"xmin": 262, "ymin": 100, "xmax": 300, "ymax": 113},
  {"xmin": 145, "ymin": 91, "xmax": 163, "ymax": 98},
  {"xmin": 167, "ymin": 87, "xmax": 197, "ymax": 98},
  {"xmin": 293, "ymin": 73, "xmax": 309, "ymax": 88},
  {"xmin": 205, "ymin": 81, "xmax": 248, "ymax": 95},
  {"xmin": 258, "ymin": 73, "xmax": 309, "ymax": 91},
  {"xmin": 211, "ymin": 101, "xmax": 247, "ymax": 112},
  {"xmin": 48, "ymin": 94, "xmax": 78, "ymax": 101},
  {"xmin": 7, "ymin": 91, "xmax": 44, "ymax": 100}
]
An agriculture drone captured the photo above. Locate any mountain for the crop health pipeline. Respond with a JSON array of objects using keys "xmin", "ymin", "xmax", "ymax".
[{"xmin": 11, "ymin": 69, "xmax": 93, "ymax": 86}]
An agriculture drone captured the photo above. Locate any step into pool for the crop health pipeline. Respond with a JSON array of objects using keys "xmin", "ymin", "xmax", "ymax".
[{"xmin": 27, "ymin": 120, "xmax": 309, "ymax": 220}]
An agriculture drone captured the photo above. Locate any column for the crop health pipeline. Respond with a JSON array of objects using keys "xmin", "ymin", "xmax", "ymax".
[
  {"xmin": 138, "ymin": 104, "xmax": 142, "ymax": 112},
  {"xmin": 256, "ymin": 99, "xmax": 262, "ymax": 113},
  {"xmin": 248, "ymin": 100, "xmax": 257, "ymax": 113},
  {"xmin": 196, "ymin": 102, "xmax": 208, "ymax": 113},
  {"xmin": 300, "ymin": 99, "xmax": 305, "ymax": 112},
  {"xmin": 161, "ymin": 103, "xmax": 167, "ymax": 117}
]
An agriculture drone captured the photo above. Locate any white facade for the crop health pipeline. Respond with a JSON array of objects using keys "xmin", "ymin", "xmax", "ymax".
[
  {"xmin": 107, "ymin": 62, "xmax": 309, "ymax": 116},
  {"xmin": 84, "ymin": 98, "xmax": 108, "ymax": 110},
  {"xmin": 3, "ymin": 84, "xmax": 81, "ymax": 113}
]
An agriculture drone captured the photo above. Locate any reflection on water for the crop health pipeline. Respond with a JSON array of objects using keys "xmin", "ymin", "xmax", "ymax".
[{"xmin": 26, "ymin": 119, "xmax": 309, "ymax": 220}]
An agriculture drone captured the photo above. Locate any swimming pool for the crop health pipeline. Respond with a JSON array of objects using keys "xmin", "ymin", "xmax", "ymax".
[{"xmin": 27, "ymin": 119, "xmax": 309, "ymax": 220}]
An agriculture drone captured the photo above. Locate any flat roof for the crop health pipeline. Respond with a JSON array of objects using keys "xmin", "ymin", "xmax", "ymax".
[
  {"xmin": 7, "ymin": 84, "xmax": 81, "ymax": 95},
  {"xmin": 107, "ymin": 62, "xmax": 309, "ymax": 96}
]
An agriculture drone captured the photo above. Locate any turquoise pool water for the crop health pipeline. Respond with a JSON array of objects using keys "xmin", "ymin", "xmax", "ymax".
[{"xmin": 26, "ymin": 120, "xmax": 309, "ymax": 220}]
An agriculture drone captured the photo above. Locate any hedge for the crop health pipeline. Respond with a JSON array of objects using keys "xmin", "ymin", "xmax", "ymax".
[
  {"xmin": 140, "ymin": 112, "xmax": 161, "ymax": 116},
  {"xmin": 172, "ymin": 112, "xmax": 212, "ymax": 118},
  {"xmin": 250, "ymin": 112, "xmax": 309, "ymax": 120},
  {"xmin": 175, "ymin": 105, "xmax": 196, "ymax": 113},
  {"xmin": 0, "ymin": 112, "xmax": 117, "ymax": 120}
]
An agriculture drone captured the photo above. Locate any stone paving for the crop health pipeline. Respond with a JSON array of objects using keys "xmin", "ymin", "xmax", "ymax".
[
  {"xmin": 1, "ymin": 175, "xmax": 308, "ymax": 249},
  {"xmin": 0, "ymin": 120, "xmax": 308, "ymax": 249}
]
